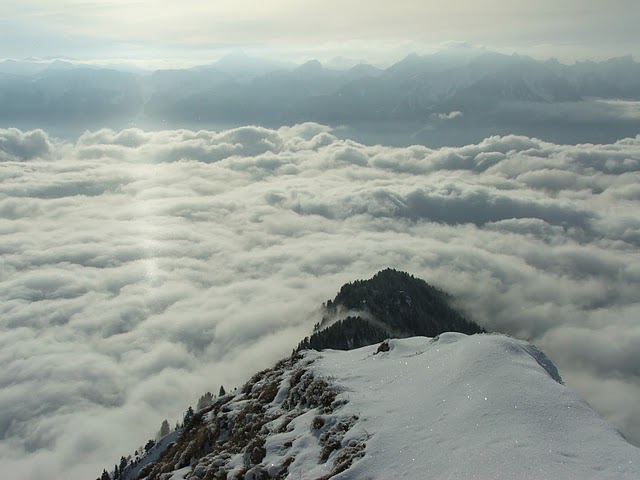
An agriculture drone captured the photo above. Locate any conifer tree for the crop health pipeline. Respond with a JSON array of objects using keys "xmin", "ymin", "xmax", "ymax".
[
  {"xmin": 144, "ymin": 439, "xmax": 156, "ymax": 453},
  {"xmin": 183, "ymin": 406, "xmax": 195, "ymax": 426},
  {"xmin": 159, "ymin": 419, "xmax": 170, "ymax": 438},
  {"xmin": 197, "ymin": 391, "xmax": 214, "ymax": 411}
]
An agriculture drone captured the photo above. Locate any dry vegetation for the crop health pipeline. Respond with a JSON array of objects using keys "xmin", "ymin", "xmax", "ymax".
[{"xmin": 133, "ymin": 351, "xmax": 365, "ymax": 480}]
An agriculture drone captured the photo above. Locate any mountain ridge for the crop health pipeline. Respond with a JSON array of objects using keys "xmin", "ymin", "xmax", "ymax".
[
  {"xmin": 3, "ymin": 51, "xmax": 640, "ymax": 143},
  {"xmin": 109, "ymin": 335, "xmax": 640, "ymax": 480},
  {"xmin": 95, "ymin": 269, "xmax": 640, "ymax": 479},
  {"xmin": 297, "ymin": 268, "xmax": 485, "ymax": 351}
]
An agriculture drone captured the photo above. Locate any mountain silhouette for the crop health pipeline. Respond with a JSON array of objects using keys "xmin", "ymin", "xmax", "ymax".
[{"xmin": 297, "ymin": 268, "xmax": 485, "ymax": 351}]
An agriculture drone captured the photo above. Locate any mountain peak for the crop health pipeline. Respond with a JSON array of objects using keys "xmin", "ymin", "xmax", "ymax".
[
  {"xmin": 98, "ymin": 271, "xmax": 640, "ymax": 479},
  {"xmin": 297, "ymin": 269, "xmax": 485, "ymax": 351},
  {"xmin": 297, "ymin": 59, "xmax": 323, "ymax": 73},
  {"xmin": 118, "ymin": 335, "xmax": 640, "ymax": 480}
]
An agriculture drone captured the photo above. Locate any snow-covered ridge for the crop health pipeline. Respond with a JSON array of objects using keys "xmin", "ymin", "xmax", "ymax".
[{"xmin": 134, "ymin": 334, "xmax": 639, "ymax": 480}]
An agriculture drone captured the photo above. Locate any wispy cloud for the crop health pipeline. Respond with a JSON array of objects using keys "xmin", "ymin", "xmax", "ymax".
[{"xmin": 432, "ymin": 111, "xmax": 463, "ymax": 120}]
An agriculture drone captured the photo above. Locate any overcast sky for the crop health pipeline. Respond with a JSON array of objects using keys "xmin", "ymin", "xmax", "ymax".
[{"xmin": 1, "ymin": 0, "xmax": 639, "ymax": 66}]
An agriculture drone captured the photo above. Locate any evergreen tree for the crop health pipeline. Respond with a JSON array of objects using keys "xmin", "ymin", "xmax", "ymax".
[
  {"xmin": 197, "ymin": 391, "xmax": 214, "ymax": 411},
  {"xmin": 307, "ymin": 268, "xmax": 486, "ymax": 351},
  {"xmin": 183, "ymin": 406, "xmax": 195, "ymax": 426},
  {"xmin": 218, "ymin": 385, "xmax": 226, "ymax": 397},
  {"xmin": 159, "ymin": 419, "xmax": 170, "ymax": 439},
  {"xmin": 101, "ymin": 469, "xmax": 110, "ymax": 480},
  {"xmin": 144, "ymin": 439, "xmax": 156, "ymax": 453},
  {"xmin": 299, "ymin": 316, "xmax": 389, "ymax": 351}
]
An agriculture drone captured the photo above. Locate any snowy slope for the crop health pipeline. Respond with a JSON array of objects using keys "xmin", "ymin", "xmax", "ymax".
[
  {"xmin": 305, "ymin": 334, "xmax": 640, "ymax": 479},
  {"xmin": 135, "ymin": 334, "xmax": 640, "ymax": 480},
  {"xmin": 119, "ymin": 430, "xmax": 182, "ymax": 480}
]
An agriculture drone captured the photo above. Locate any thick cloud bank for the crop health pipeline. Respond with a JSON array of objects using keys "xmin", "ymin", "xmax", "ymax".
[{"xmin": 1, "ymin": 125, "xmax": 639, "ymax": 478}]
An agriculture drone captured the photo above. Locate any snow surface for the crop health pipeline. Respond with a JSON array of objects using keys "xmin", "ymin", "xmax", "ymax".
[
  {"xmin": 140, "ymin": 334, "xmax": 639, "ymax": 479},
  {"xmin": 120, "ymin": 429, "xmax": 181, "ymax": 480},
  {"xmin": 285, "ymin": 334, "xmax": 640, "ymax": 479}
]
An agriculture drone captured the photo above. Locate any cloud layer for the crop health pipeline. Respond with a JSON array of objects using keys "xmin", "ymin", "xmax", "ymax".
[{"xmin": 1, "ymin": 124, "xmax": 639, "ymax": 478}]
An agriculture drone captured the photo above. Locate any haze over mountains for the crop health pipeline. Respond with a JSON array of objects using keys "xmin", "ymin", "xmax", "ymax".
[{"xmin": 2, "ymin": 48, "xmax": 640, "ymax": 144}]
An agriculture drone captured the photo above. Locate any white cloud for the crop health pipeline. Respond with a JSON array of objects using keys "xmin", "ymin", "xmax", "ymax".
[
  {"xmin": 0, "ymin": 128, "xmax": 52, "ymax": 162},
  {"xmin": 432, "ymin": 111, "xmax": 463, "ymax": 120},
  {"xmin": 0, "ymin": 124, "xmax": 639, "ymax": 479}
]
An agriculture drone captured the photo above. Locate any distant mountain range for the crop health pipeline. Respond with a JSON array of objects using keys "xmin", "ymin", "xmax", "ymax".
[{"xmin": 2, "ymin": 51, "xmax": 639, "ymax": 144}]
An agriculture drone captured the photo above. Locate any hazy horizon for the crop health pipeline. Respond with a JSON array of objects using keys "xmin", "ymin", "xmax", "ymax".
[
  {"xmin": 3, "ymin": 47, "xmax": 640, "ymax": 147},
  {"xmin": 1, "ymin": 42, "xmax": 638, "ymax": 73},
  {"xmin": 2, "ymin": 1, "xmax": 639, "ymax": 68}
]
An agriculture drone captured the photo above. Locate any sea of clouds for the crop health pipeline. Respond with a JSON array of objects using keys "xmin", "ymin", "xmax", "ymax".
[{"xmin": 1, "ymin": 123, "xmax": 639, "ymax": 478}]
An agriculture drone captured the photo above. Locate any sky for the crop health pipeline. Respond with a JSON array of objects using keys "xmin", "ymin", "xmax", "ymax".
[
  {"xmin": 1, "ymin": 0, "xmax": 639, "ymax": 67},
  {"xmin": 1, "ymin": 124, "xmax": 639, "ymax": 479}
]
